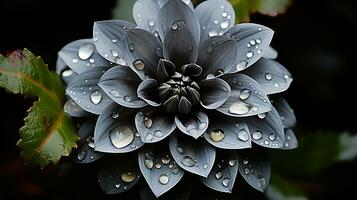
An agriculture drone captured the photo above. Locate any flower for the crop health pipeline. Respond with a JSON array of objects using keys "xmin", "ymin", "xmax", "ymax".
[{"xmin": 56, "ymin": 0, "xmax": 297, "ymax": 197}]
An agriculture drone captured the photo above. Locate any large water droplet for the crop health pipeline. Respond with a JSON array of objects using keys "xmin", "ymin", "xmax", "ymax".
[
  {"xmin": 265, "ymin": 73, "xmax": 273, "ymax": 80},
  {"xmin": 220, "ymin": 21, "xmax": 229, "ymax": 29},
  {"xmin": 238, "ymin": 129, "xmax": 249, "ymax": 141},
  {"xmin": 111, "ymin": 111, "xmax": 119, "ymax": 119},
  {"xmin": 144, "ymin": 117, "xmax": 153, "ymax": 128},
  {"xmin": 215, "ymin": 171, "xmax": 223, "ymax": 179},
  {"xmin": 145, "ymin": 133, "xmax": 153, "ymax": 141},
  {"xmin": 229, "ymin": 101, "xmax": 251, "ymax": 115},
  {"xmin": 171, "ymin": 22, "xmax": 179, "ymax": 30},
  {"xmin": 109, "ymin": 127, "xmax": 134, "ymax": 148},
  {"xmin": 236, "ymin": 61, "xmax": 248, "ymax": 71},
  {"xmin": 159, "ymin": 174, "xmax": 169, "ymax": 185},
  {"xmin": 90, "ymin": 90, "xmax": 102, "ymax": 105},
  {"xmin": 111, "ymin": 49, "xmax": 119, "ymax": 57},
  {"xmin": 161, "ymin": 155, "xmax": 171, "ymax": 165},
  {"xmin": 62, "ymin": 69, "xmax": 73, "ymax": 77},
  {"xmin": 121, "ymin": 171, "xmax": 136, "ymax": 183},
  {"xmin": 78, "ymin": 43, "xmax": 95, "ymax": 60},
  {"xmin": 239, "ymin": 89, "xmax": 251, "ymax": 100},
  {"xmin": 144, "ymin": 158, "xmax": 153, "ymax": 169},
  {"xmin": 228, "ymin": 159, "xmax": 236, "ymax": 167},
  {"xmin": 210, "ymin": 129, "xmax": 225, "ymax": 142},
  {"xmin": 77, "ymin": 150, "xmax": 87, "ymax": 161},
  {"xmin": 246, "ymin": 51, "xmax": 254, "ymax": 58},
  {"xmin": 182, "ymin": 156, "xmax": 195, "ymax": 167},
  {"xmin": 222, "ymin": 178, "xmax": 230, "ymax": 187},
  {"xmin": 269, "ymin": 133, "xmax": 277, "ymax": 141},
  {"xmin": 133, "ymin": 59, "xmax": 145, "ymax": 71},
  {"xmin": 252, "ymin": 131, "xmax": 263, "ymax": 140},
  {"xmin": 124, "ymin": 95, "xmax": 132, "ymax": 102}
]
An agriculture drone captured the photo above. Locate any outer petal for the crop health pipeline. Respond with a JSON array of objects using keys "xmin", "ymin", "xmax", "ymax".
[
  {"xmin": 263, "ymin": 46, "xmax": 278, "ymax": 59},
  {"xmin": 246, "ymin": 107, "xmax": 285, "ymax": 149},
  {"xmin": 60, "ymin": 67, "xmax": 78, "ymax": 85},
  {"xmin": 218, "ymin": 73, "xmax": 271, "ymax": 117},
  {"xmin": 73, "ymin": 119, "xmax": 104, "ymax": 163},
  {"xmin": 63, "ymin": 99, "xmax": 91, "ymax": 117},
  {"xmin": 243, "ymin": 58, "xmax": 293, "ymax": 95},
  {"xmin": 281, "ymin": 129, "xmax": 298, "ymax": 150},
  {"xmin": 58, "ymin": 39, "xmax": 112, "ymax": 74},
  {"xmin": 163, "ymin": 21, "xmax": 198, "ymax": 66},
  {"xmin": 204, "ymin": 112, "xmax": 251, "ymax": 149},
  {"xmin": 200, "ymin": 152, "xmax": 239, "ymax": 193},
  {"xmin": 197, "ymin": 36, "xmax": 238, "ymax": 79},
  {"xmin": 97, "ymin": 155, "xmax": 141, "ymax": 194},
  {"xmin": 93, "ymin": 20, "xmax": 136, "ymax": 64},
  {"xmin": 123, "ymin": 28, "xmax": 163, "ymax": 79},
  {"xmin": 94, "ymin": 103, "xmax": 144, "ymax": 153},
  {"xmin": 224, "ymin": 23, "xmax": 274, "ymax": 72},
  {"xmin": 200, "ymin": 77, "xmax": 231, "ymax": 109},
  {"xmin": 175, "ymin": 111, "xmax": 209, "ymax": 139},
  {"xmin": 66, "ymin": 66, "xmax": 113, "ymax": 115},
  {"xmin": 98, "ymin": 66, "xmax": 147, "ymax": 108},
  {"xmin": 138, "ymin": 146, "xmax": 184, "ymax": 197},
  {"xmin": 273, "ymin": 97, "xmax": 296, "ymax": 129},
  {"xmin": 135, "ymin": 107, "xmax": 176, "ymax": 143},
  {"xmin": 195, "ymin": 0, "xmax": 235, "ymax": 43},
  {"xmin": 137, "ymin": 79, "xmax": 161, "ymax": 106},
  {"xmin": 157, "ymin": 0, "xmax": 200, "ymax": 46},
  {"xmin": 169, "ymin": 133, "xmax": 216, "ymax": 177}
]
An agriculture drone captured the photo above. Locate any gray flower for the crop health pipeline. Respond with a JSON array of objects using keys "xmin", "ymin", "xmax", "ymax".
[{"xmin": 57, "ymin": 0, "xmax": 297, "ymax": 197}]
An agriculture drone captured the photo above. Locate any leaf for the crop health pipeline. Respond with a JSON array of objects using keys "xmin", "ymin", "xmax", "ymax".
[
  {"xmin": 266, "ymin": 175, "xmax": 308, "ymax": 200},
  {"xmin": 0, "ymin": 49, "xmax": 78, "ymax": 167}
]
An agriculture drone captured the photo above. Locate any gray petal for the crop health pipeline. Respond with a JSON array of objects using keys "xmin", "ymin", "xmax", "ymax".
[
  {"xmin": 135, "ymin": 107, "xmax": 176, "ymax": 143},
  {"xmin": 138, "ymin": 146, "xmax": 184, "ymax": 197},
  {"xmin": 156, "ymin": 59, "xmax": 176, "ymax": 82},
  {"xmin": 66, "ymin": 66, "xmax": 113, "ymax": 115},
  {"xmin": 273, "ymin": 97, "xmax": 296, "ymax": 129},
  {"xmin": 133, "ymin": 0, "xmax": 161, "ymax": 33},
  {"xmin": 218, "ymin": 73, "xmax": 272, "ymax": 117},
  {"xmin": 263, "ymin": 46, "xmax": 278, "ymax": 59},
  {"xmin": 157, "ymin": 0, "xmax": 200, "ymax": 46},
  {"xmin": 246, "ymin": 106, "xmax": 285, "ymax": 149},
  {"xmin": 73, "ymin": 120, "xmax": 104, "ymax": 163},
  {"xmin": 59, "ymin": 67, "xmax": 79, "ymax": 85},
  {"xmin": 94, "ymin": 103, "xmax": 144, "ymax": 153},
  {"xmin": 243, "ymin": 58, "xmax": 293, "ymax": 95},
  {"xmin": 169, "ymin": 133, "xmax": 216, "ymax": 177},
  {"xmin": 137, "ymin": 79, "xmax": 161, "ymax": 106},
  {"xmin": 281, "ymin": 129, "xmax": 298, "ymax": 150},
  {"xmin": 63, "ymin": 99, "xmax": 91, "ymax": 117},
  {"xmin": 97, "ymin": 155, "xmax": 141, "ymax": 194},
  {"xmin": 197, "ymin": 36, "xmax": 237, "ymax": 79},
  {"xmin": 98, "ymin": 66, "xmax": 147, "ymax": 108},
  {"xmin": 175, "ymin": 111, "xmax": 209, "ymax": 139},
  {"xmin": 139, "ymin": 179, "xmax": 192, "ymax": 200},
  {"xmin": 181, "ymin": 63, "xmax": 202, "ymax": 77},
  {"xmin": 224, "ymin": 23, "xmax": 274, "ymax": 72},
  {"xmin": 238, "ymin": 152, "xmax": 271, "ymax": 192},
  {"xmin": 178, "ymin": 96, "xmax": 192, "ymax": 115},
  {"xmin": 204, "ymin": 113, "xmax": 251, "ymax": 149},
  {"xmin": 200, "ymin": 78, "xmax": 231, "ymax": 109},
  {"xmin": 200, "ymin": 152, "xmax": 239, "ymax": 193},
  {"xmin": 124, "ymin": 28, "xmax": 163, "ymax": 79},
  {"xmin": 195, "ymin": 0, "xmax": 235, "ymax": 44},
  {"xmin": 58, "ymin": 39, "xmax": 112, "ymax": 74},
  {"xmin": 93, "ymin": 20, "xmax": 136, "ymax": 64},
  {"xmin": 163, "ymin": 21, "xmax": 198, "ymax": 66}
]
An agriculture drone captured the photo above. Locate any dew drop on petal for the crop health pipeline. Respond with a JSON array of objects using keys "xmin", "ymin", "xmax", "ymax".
[
  {"xmin": 229, "ymin": 102, "xmax": 251, "ymax": 115},
  {"xmin": 77, "ymin": 150, "xmax": 87, "ymax": 161},
  {"xmin": 114, "ymin": 57, "xmax": 127, "ymax": 65},
  {"xmin": 121, "ymin": 171, "xmax": 136, "ymax": 183},
  {"xmin": 222, "ymin": 12, "xmax": 228, "ymax": 18},
  {"xmin": 78, "ymin": 43, "xmax": 95, "ymax": 60},
  {"xmin": 246, "ymin": 51, "xmax": 254, "ymax": 58},
  {"xmin": 182, "ymin": 156, "xmax": 195, "ymax": 167},
  {"xmin": 258, "ymin": 113, "xmax": 267, "ymax": 119},
  {"xmin": 210, "ymin": 129, "xmax": 225, "ymax": 142},
  {"xmin": 144, "ymin": 158, "xmax": 154, "ymax": 169},
  {"xmin": 72, "ymin": 58, "xmax": 78, "ymax": 63},
  {"xmin": 109, "ymin": 127, "xmax": 134, "ymax": 148},
  {"xmin": 238, "ymin": 129, "xmax": 249, "ymax": 142},
  {"xmin": 239, "ymin": 89, "xmax": 251, "ymax": 100},
  {"xmin": 114, "ymin": 182, "xmax": 121, "ymax": 188},
  {"xmin": 244, "ymin": 168, "xmax": 250, "ymax": 175},
  {"xmin": 159, "ymin": 174, "xmax": 169, "ymax": 185},
  {"xmin": 133, "ymin": 59, "xmax": 145, "ymax": 71},
  {"xmin": 161, "ymin": 155, "xmax": 171, "ymax": 165},
  {"xmin": 109, "ymin": 89, "xmax": 120, "ymax": 98},
  {"xmin": 148, "ymin": 20, "xmax": 155, "ymax": 27},
  {"xmin": 124, "ymin": 95, "xmax": 132, "ymax": 102},
  {"xmin": 236, "ymin": 61, "xmax": 248, "ymax": 71},
  {"xmin": 265, "ymin": 73, "xmax": 273, "ymax": 80},
  {"xmin": 269, "ymin": 133, "xmax": 277, "ymax": 141},
  {"xmin": 222, "ymin": 178, "xmax": 230, "ymax": 187},
  {"xmin": 111, "ymin": 111, "xmax": 119, "ymax": 119},
  {"xmin": 220, "ymin": 21, "xmax": 229, "ymax": 29},
  {"xmin": 215, "ymin": 171, "xmax": 223, "ymax": 179},
  {"xmin": 252, "ymin": 131, "xmax": 263, "ymax": 140},
  {"xmin": 228, "ymin": 159, "xmax": 236, "ymax": 167},
  {"xmin": 208, "ymin": 30, "xmax": 218, "ymax": 37},
  {"xmin": 144, "ymin": 117, "xmax": 153, "ymax": 128},
  {"xmin": 90, "ymin": 90, "xmax": 102, "ymax": 105},
  {"xmin": 62, "ymin": 69, "xmax": 73, "ymax": 78}
]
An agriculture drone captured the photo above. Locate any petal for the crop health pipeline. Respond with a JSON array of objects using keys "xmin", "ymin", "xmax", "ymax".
[
  {"xmin": 58, "ymin": 39, "xmax": 112, "ymax": 74},
  {"xmin": 246, "ymin": 106, "xmax": 285, "ymax": 149},
  {"xmin": 273, "ymin": 97, "xmax": 296, "ymax": 129},
  {"xmin": 181, "ymin": 63, "xmax": 202, "ymax": 77},
  {"xmin": 60, "ymin": 67, "xmax": 79, "ymax": 85},
  {"xmin": 66, "ymin": 66, "xmax": 113, "ymax": 115},
  {"xmin": 200, "ymin": 152, "xmax": 239, "ymax": 193},
  {"xmin": 98, "ymin": 66, "xmax": 147, "ymax": 108},
  {"xmin": 263, "ymin": 46, "xmax": 278, "ymax": 59},
  {"xmin": 218, "ymin": 73, "xmax": 271, "ymax": 117},
  {"xmin": 124, "ymin": 28, "xmax": 163, "ymax": 79},
  {"xmin": 157, "ymin": 0, "xmax": 200, "ymax": 46},
  {"xmin": 224, "ymin": 23, "xmax": 274, "ymax": 72},
  {"xmin": 197, "ymin": 36, "xmax": 238, "ymax": 79},
  {"xmin": 137, "ymin": 79, "xmax": 161, "ymax": 106},
  {"xmin": 63, "ymin": 99, "xmax": 91, "ymax": 117},
  {"xmin": 138, "ymin": 146, "xmax": 184, "ymax": 197},
  {"xmin": 238, "ymin": 151, "xmax": 271, "ymax": 192},
  {"xmin": 195, "ymin": 0, "xmax": 235, "ymax": 44},
  {"xmin": 97, "ymin": 155, "xmax": 141, "ymax": 194},
  {"xmin": 94, "ymin": 103, "xmax": 144, "ymax": 153},
  {"xmin": 175, "ymin": 111, "xmax": 209, "ymax": 139},
  {"xmin": 73, "ymin": 120, "xmax": 104, "ymax": 163},
  {"xmin": 135, "ymin": 107, "xmax": 176, "ymax": 143},
  {"xmin": 243, "ymin": 58, "xmax": 293, "ymax": 95},
  {"xmin": 156, "ymin": 59, "xmax": 176, "ymax": 82},
  {"xmin": 178, "ymin": 96, "xmax": 192, "ymax": 115},
  {"xmin": 163, "ymin": 94, "xmax": 180, "ymax": 113},
  {"xmin": 133, "ymin": 0, "xmax": 161, "ymax": 33},
  {"xmin": 281, "ymin": 129, "xmax": 298, "ymax": 150},
  {"xmin": 200, "ymin": 78, "xmax": 231, "ymax": 109},
  {"xmin": 93, "ymin": 20, "xmax": 136, "ymax": 64},
  {"xmin": 204, "ymin": 113, "xmax": 251, "ymax": 149},
  {"xmin": 169, "ymin": 133, "xmax": 216, "ymax": 177},
  {"xmin": 163, "ymin": 21, "xmax": 198, "ymax": 66}
]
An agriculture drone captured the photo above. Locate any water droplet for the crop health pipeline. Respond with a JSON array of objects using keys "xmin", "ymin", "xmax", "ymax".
[
  {"xmin": 90, "ymin": 90, "xmax": 102, "ymax": 105},
  {"xmin": 244, "ymin": 168, "xmax": 250, "ymax": 175},
  {"xmin": 155, "ymin": 163, "xmax": 162, "ymax": 169},
  {"xmin": 162, "ymin": 155, "xmax": 171, "ymax": 164},
  {"xmin": 133, "ymin": 59, "xmax": 145, "ymax": 71},
  {"xmin": 129, "ymin": 43, "xmax": 135, "ymax": 52},
  {"xmin": 121, "ymin": 171, "xmax": 136, "ymax": 183},
  {"xmin": 62, "ymin": 69, "xmax": 73, "ymax": 77},
  {"xmin": 269, "ymin": 133, "xmax": 277, "ymax": 141},
  {"xmin": 239, "ymin": 89, "xmax": 251, "ymax": 100},
  {"xmin": 145, "ymin": 133, "xmax": 153, "ymax": 141},
  {"xmin": 112, "ymin": 39, "xmax": 118, "ymax": 43},
  {"xmin": 236, "ymin": 61, "xmax": 248, "ymax": 71},
  {"xmin": 258, "ymin": 113, "xmax": 267, "ymax": 119},
  {"xmin": 228, "ymin": 160, "xmax": 236, "ymax": 167},
  {"xmin": 210, "ymin": 129, "xmax": 225, "ymax": 142},
  {"xmin": 77, "ymin": 150, "xmax": 87, "ymax": 161},
  {"xmin": 220, "ymin": 21, "xmax": 229, "ymax": 29},
  {"xmin": 264, "ymin": 140, "xmax": 270, "ymax": 145},
  {"xmin": 257, "ymin": 49, "xmax": 263, "ymax": 54},
  {"xmin": 215, "ymin": 171, "xmax": 223, "ymax": 179},
  {"xmin": 109, "ymin": 89, "xmax": 120, "ymax": 98},
  {"xmin": 111, "ymin": 49, "xmax": 119, "ymax": 57},
  {"xmin": 246, "ymin": 51, "xmax": 254, "ymax": 58},
  {"xmin": 72, "ymin": 58, "xmax": 78, "ymax": 63},
  {"xmin": 154, "ymin": 130, "xmax": 163, "ymax": 137},
  {"xmin": 222, "ymin": 12, "xmax": 228, "ymax": 17},
  {"xmin": 222, "ymin": 178, "xmax": 230, "ymax": 187},
  {"xmin": 256, "ymin": 39, "xmax": 262, "ymax": 44},
  {"xmin": 199, "ymin": 122, "xmax": 207, "ymax": 130},
  {"xmin": 250, "ymin": 40, "xmax": 256, "ymax": 46},
  {"xmin": 274, "ymin": 83, "xmax": 279, "ymax": 87},
  {"xmin": 78, "ymin": 43, "xmax": 95, "ymax": 60},
  {"xmin": 89, "ymin": 58, "xmax": 95, "ymax": 64},
  {"xmin": 258, "ymin": 177, "xmax": 266, "ymax": 189},
  {"xmin": 208, "ymin": 30, "xmax": 218, "ymax": 37},
  {"xmin": 114, "ymin": 182, "xmax": 121, "ymax": 188},
  {"xmin": 171, "ymin": 22, "xmax": 179, "ymax": 30},
  {"xmin": 159, "ymin": 174, "xmax": 169, "ymax": 185},
  {"xmin": 87, "ymin": 136, "xmax": 94, "ymax": 148},
  {"xmin": 229, "ymin": 101, "xmax": 251, "ymax": 115},
  {"xmin": 111, "ymin": 111, "xmax": 119, "ymax": 119},
  {"xmin": 176, "ymin": 146, "xmax": 184, "ymax": 154},
  {"xmin": 243, "ymin": 159, "xmax": 249, "ymax": 165},
  {"xmin": 252, "ymin": 131, "xmax": 263, "ymax": 140},
  {"xmin": 109, "ymin": 127, "xmax": 134, "ymax": 148},
  {"xmin": 124, "ymin": 95, "xmax": 132, "ymax": 102},
  {"xmin": 148, "ymin": 20, "xmax": 155, "ymax": 27},
  {"xmin": 203, "ymin": 163, "xmax": 208, "ymax": 169},
  {"xmin": 251, "ymin": 106, "xmax": 258, "ymax": 112},
  {"xmin": 145, "ymin": 158, "xmax": 153, "ymax": 169},
  {"xmin": 144, "ymin": 117, "xmax": 153, "ymax": 128},
  {"xmin": 214, "ymin": 69, "xmax": 224, "ymax": 76},
  {"xmin": 115, "ymin": 57, "xmax": 127, "ymax": 65},
  {"xmin": 238, "ymin": 129, "xmax": 249, "ymax": 141},
  {"xmin": 182, "ymin": 156, "xmax": 195, "ymax": 167}
]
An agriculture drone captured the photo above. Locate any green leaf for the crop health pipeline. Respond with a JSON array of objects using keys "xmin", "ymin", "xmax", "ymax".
[
  {"xmin": 0, "ymin": 49, "xmax": 79, "ymax": 167},
  {"xmin": 266, "ymin": 175, "xmax": 308, "ymax": 200},
  {"xmin": 112, "ymin": 0, "xmax": 135, "ymax": 22}
]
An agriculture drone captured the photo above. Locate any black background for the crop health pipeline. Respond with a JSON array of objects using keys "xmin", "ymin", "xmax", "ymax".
[{"xmin": 1, "ymin": 0, "xmax": 357, "ymax": 199}]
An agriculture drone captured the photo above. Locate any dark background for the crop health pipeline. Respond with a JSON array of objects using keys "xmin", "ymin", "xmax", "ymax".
[{"xmin": 0, "ymin": 0, "xmax": 356, "ymax": 199}]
